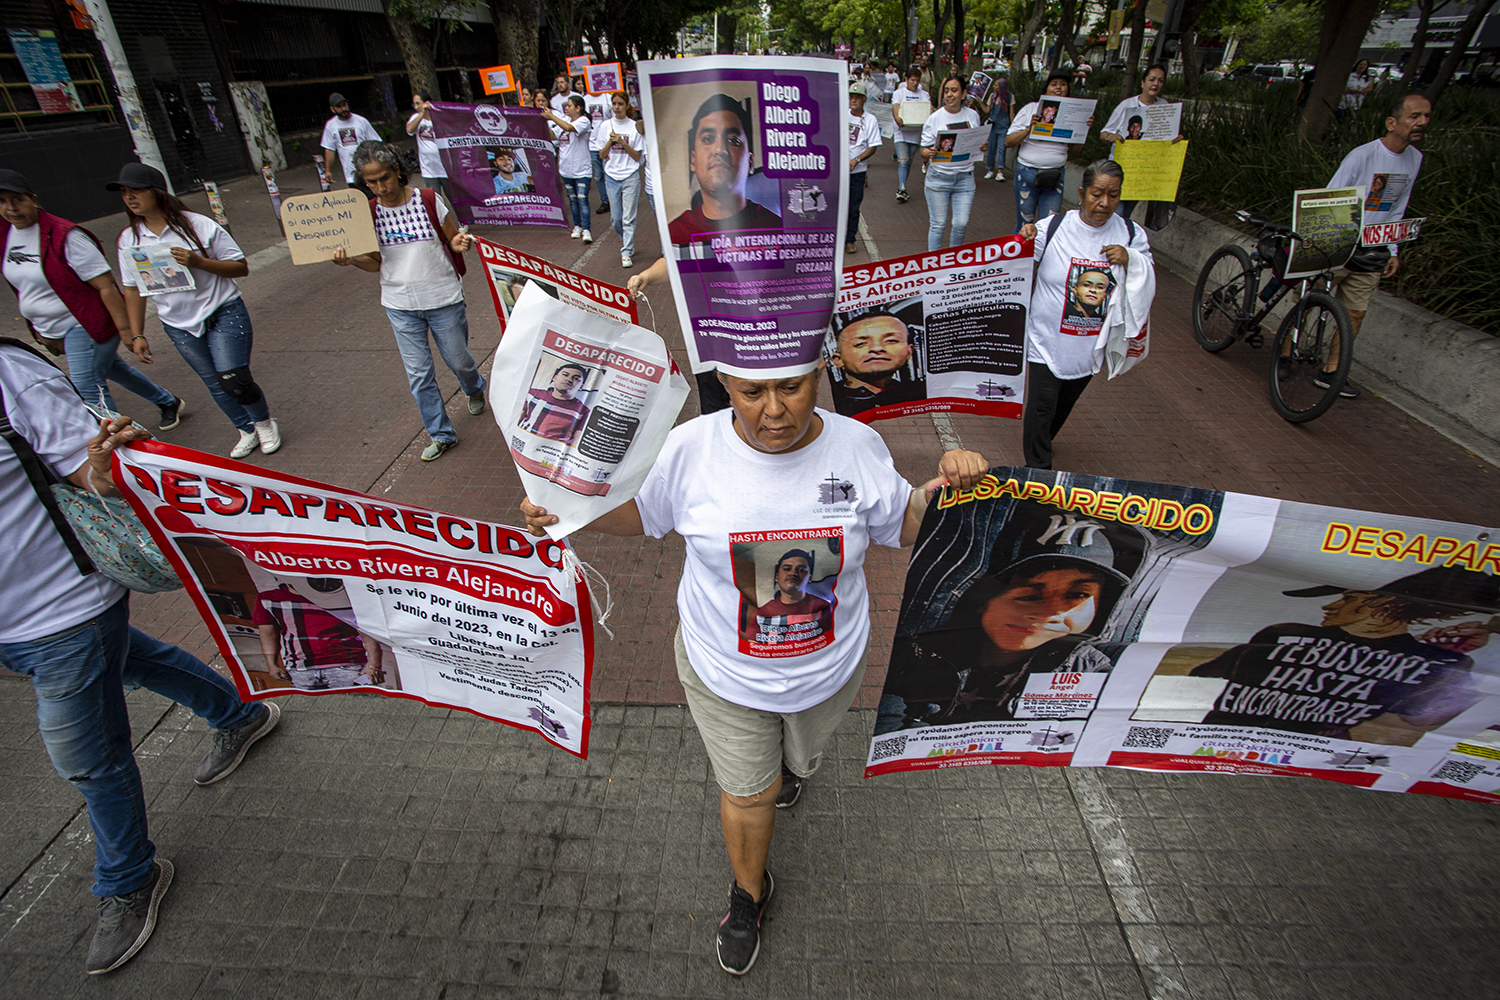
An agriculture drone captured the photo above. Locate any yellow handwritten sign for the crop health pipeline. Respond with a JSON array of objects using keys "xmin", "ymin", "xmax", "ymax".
[
  {"xmin": 1114, "ymin": 140, "xmax": 1188, "ymax": 202},
  {"xmin": 279, "ymin": 190, "xmax": 378, "ymax": 265}
]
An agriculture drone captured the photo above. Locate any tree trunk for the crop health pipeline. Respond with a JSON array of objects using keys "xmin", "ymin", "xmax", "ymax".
[
  {"xmin": 382, "ymin": 1, "xmax": 440, "ymax": 101},
  {"xmin": 901, "ymin": 0, "xmax": 914, "ymax": 72},
  {"xmin": 1013, "ymin": 0, "xmax": 1048, "ymax": 79},
  {"xmin": 953, "ymin": 0, "xmax": 965, "ymax": 72},
  {"xmin": 1176, "ymin": 0, "xmax": 1213, "ymax": 97},
  {"xmin": 932, "ymin": 0, "xmax": 952, "ymax": 76},
  {"xmin": 718, "ymin": 15, "xmax": 739, "ymax": 54},
  {"xmin": 1402, "ymin": 0, "xmax": 1434, "ymax": 87},
  {"xmin": 488, "ymin": 0, "xmax": 539, "ymax": 94},
  {"xmin": 1121, "ymin": 0, "xmax": 1147, "ymax": 96},
  {"xmin": 1425, "ymin": 0, "xmax": 1496, "ymax": 105},
  {"xmin": 1298, "ymin": 0, "xmax": 1381, "ymax": 143},
  {"xmin": 1050, "ymin": 0, "xmax": 1074, "ymax": 69}
]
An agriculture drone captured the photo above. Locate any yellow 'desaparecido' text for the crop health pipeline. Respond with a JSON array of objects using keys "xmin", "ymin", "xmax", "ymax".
[
  {"xmin": 1320, "ymin": 522, "xmax": 1500, "ymax": 572},
  {"xmin": 936, "ymin": 475, "xmax": 1215, "ymax": 535}
]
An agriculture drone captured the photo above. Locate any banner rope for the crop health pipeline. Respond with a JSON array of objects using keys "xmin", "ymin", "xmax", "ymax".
[{"xmin": 561, "ymin": 547, "xmax": 615, "ymax": 640}]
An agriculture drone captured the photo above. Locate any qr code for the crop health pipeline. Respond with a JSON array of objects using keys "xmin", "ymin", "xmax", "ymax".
[
  {"xmin": 1434, "ymin": 760, "xmax": 1485, "ymax": 785},
  {"xmin": 1124, "ymin": 726, "xmax": 1174, "ymax": 749},
  {"xmin": 870, "ymin": 734, "xmax": 908, "ymax": 762},
  {"xmin": 510, "ymin": 435, "xmax": 526, "ymax": 453}
]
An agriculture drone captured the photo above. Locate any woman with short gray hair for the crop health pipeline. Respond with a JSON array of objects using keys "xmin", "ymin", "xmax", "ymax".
[{"xmin": 1016, "ymin": 159, "xmax": 1153, "ymax": 470}]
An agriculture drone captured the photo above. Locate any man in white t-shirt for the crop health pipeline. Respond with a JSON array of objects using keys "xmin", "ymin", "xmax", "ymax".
[
  {"xmin": 845, "ymin": 81, "xmax": 883, "ymax": 255},
  {"xmin": 405, "ymin": 91, "xmax": 448, "ymax": 200},
  {"xmin": 550, "ymin": 71, "xmax": 582, "ymax": 114},
  {"xmin": 332, "ymin": 141, "xmax": 486, "ymax": 462},
  {"xmin": 0, "ymin": 345, "xmax": 279, "ymax": 974},
  {"xmin": 1319, "ymin": 93, "xmax": 1430, "ymax": 398},
  {"xmin": 320, "ymin": 92, "xmax": 382, "ymax": 193},
  {"xmin": 520, "ymin": 362, "xmax": 988, "ymax": 977}
]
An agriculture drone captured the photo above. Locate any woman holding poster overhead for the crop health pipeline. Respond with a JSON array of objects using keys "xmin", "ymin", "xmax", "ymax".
[
  {"xmin": 1006, "ymin": 70, "xmax": 1092, "ymax": 233},
  {"xmin": 1017, "ymin": 160, "xmax": 1153, "ymax": 470},
  {"xmin": 590, "ymin": 92, "xmax": 645, "ymax": 269},
  {"xmin": 520, "ymin": 367, "xmax": 987, "ymax": 976},
  {"xmin": 920, "ymin": 75, "xmax": 985, "ymax": 251}
]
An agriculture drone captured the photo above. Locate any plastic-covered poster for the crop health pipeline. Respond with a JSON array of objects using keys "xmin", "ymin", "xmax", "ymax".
[
  {"xmin": 116, "ymin": 441, "xmax": 594, "ymax": 757},
  {"xmin": 129, "ymin": 245, "xmax": 197, "ymax": 296},
  {"xmin": 868, "ymin": 467, "xmax": 1500, "ymax": 806},
  {"xmin": 1285, "ymin": 186, "xmax": 1361, "ymax": 279},
  {"xmin": 826, "ymin": 237, "xmax": 1031, "ymax": 422},
  {"xmin": 427, "ymin": 101, "xmax": 569, "ymax": 227},
  {"xmin": 638, "ymin": 55, "xmax": 848, "ymax": 378},
  {"xmin": 490, "ymin": 283, "xmax": 689, "ymax": 539},
  {"xmin": 473, "ymin": 236, "xmax": 637, "ymax": 331}
]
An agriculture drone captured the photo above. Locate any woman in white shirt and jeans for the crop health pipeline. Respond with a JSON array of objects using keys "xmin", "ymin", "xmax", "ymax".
[
  {"xmin": 920, "ymin": 74, "xmax": 987, "ymax": 251},
  {"xmin": 1006, "ymin": 70, "xmax": 1093, "ymax": 233},
  {"xmin": 589, "ymin": 92, "xmax": 645, "ymax": 268},
  {"xmin": 544, "ymin": 95, "xmax": 595, "ymax": 242},
  {"xmin": 112, "ymin": 163, "xmax": 281, "ymax": 458}
]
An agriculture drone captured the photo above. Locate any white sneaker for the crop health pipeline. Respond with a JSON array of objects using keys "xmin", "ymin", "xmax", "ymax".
[
  {"xmin": 570, "ymin": 226, "xmax": 582, "ymax": 239},
  {"xmin": 581, "ymin": 230, "xmax": 593, "ymax": 243},
  {"xmin": 621, "ymin": 252, "xmax": 634, "ymax": 268},
  {"xmin": 921, "ymin": 163, "xmax": 927, "ymax": 174},
  {"xmin": 254, "ymin": 418, "xmax": 281, "ymax": 454},
  {"xmin": 995, "ymin": 170, "xmax": 1006, "ymax": 182},
  {"xmin": 230, "ymin": 428, "xmax": 258, "ymax": 459},
  {"xmin": 983, "ymin": 170, "xmax": 995, "ymax": 180}
]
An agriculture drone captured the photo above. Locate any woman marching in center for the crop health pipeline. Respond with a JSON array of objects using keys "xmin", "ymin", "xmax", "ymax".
[
  {"xmin": 919, "ymin": 74, "xmax": 986, "ymax": 251},
  {"xmin": 1018, "ymin": 160, "xmax": 1153, "ymax": 470}
]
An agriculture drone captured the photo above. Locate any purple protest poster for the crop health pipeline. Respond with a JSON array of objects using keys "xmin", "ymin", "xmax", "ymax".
[
  {"xmin": 638, "ymin": 56, "xmax": 848, "ymax": 378},
  {"xmin": 428, "ymin": 102, "xmax": 569, "ymax": 228}
]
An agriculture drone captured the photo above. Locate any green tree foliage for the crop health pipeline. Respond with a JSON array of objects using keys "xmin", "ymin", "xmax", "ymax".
[{"xmin": 1233, "ymin": 0, "xmax": 1321, "ymax": 65}]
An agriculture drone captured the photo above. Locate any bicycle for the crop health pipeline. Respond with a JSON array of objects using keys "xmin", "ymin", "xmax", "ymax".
[{"xmin": 1191, "ymin": 210, "xmax": 1354, "ymax": 423}]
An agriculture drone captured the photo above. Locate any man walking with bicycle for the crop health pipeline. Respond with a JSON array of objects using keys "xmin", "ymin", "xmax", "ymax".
[{"xmin": 1321, "ymin": 93, "xmax": 1431, "ymax": 398}]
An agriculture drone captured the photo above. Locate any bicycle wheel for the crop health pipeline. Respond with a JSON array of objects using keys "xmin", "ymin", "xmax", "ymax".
[
  {"xmin": 1267, "ymin": 291, "xmax": 1353, "ymax": 423},
  {"xmin": 1192, "ymin": 245, "xmax": 1255, "ymax": 352}
]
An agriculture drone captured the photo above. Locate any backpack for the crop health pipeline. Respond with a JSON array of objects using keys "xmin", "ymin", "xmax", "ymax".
[{"xmin": 368, "ymin": 186, "xmax": 467, "ymax": 278}]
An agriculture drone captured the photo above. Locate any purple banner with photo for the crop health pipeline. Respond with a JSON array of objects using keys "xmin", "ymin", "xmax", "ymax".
[
  {"xmin": 638, "ymin": 56, "xmax": 849, "ymax": 378},
  {"xmin": 428, "ymin": 101, "xmax": 569, "ymax": 228}
]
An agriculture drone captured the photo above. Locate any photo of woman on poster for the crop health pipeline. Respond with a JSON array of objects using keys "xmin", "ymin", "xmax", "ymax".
[{"xmin": 879, "ymin": 509, "xmax": 1147, "ymax": 729}]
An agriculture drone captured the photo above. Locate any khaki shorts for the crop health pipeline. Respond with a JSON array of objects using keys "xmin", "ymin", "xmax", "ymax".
[
  {"xmin": 675, "ymin": 628, "xmax": 867, "ymax": 798},
  {"xmin": 1329, "ymin": 267, "xmax": 1382, "ymax": 314}
]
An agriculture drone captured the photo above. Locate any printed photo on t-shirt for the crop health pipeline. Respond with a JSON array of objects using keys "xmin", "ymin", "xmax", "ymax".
[
  {"xmin": 1364, "ymin": 172, "xmax": 1408, "ymax": 212},
  {"xmin": 338, "ymin": 126, "xmax": 358, "ymax": 146},
  {"xmin": 1060, "ymin": 258, "xmax": 1113, "ymax": 337},
  {"xmin": 175, "ymin": 539, "xmax": 401, "ymax": 694},
  {"xmin": 417, "ymin": 119, "xmax": 436, "ymax": 142},
  {"xmin": 730, "ymin": 529, "xmax": 844, "ymax": 657}
]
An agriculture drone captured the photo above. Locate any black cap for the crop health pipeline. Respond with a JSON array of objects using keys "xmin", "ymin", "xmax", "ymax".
[
  {"xmin": 105, "ymin": 163, "xmax": 167, "ymax": 191},
  {"xmin": 990, "ymin": 509, "xmax": 1146, "ymax": 588},
  {"xmin": 1284, "ymin": 567, "xmax": 1500, "ymax": 616},
  {"xmin": 1046, "ymin": 69, "xmax": 1073, "ymax": 88},
  {"xmin": 0, "ymin": 169, "xmax": 31, "ymax": 194},
  {"xmin": 328, "ymin": 92, "xmax": 347, "ymax": 106}
]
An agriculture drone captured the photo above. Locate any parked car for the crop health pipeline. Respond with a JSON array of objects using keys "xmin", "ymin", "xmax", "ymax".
[{"xmin": 1250, "ymin": 62, "xmax": 1303, "ymax": 84}]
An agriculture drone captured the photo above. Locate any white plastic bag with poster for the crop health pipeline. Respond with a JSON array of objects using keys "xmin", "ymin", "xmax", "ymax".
[{"xmin": 489, "ymin": 282, "xmax": 690, "ymax": 540}]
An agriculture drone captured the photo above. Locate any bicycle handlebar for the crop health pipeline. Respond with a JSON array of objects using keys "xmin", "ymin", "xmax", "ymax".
[{"xmin": 1235, "ymin": 209, "xmax": 1299, "ymax": 242}]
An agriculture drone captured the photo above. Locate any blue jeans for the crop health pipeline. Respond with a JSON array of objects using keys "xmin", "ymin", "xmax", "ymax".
[
  {"xmin": 160, "ymin": 297, "xmax": 270, "ymax": 433},
  {"xmin": 590, "ymin": 150, "xmax": 605, "ymax": 191},
  {"xmin": 563, "ymin": 176, "xmax": 591, "ymax": 231},
  {"xmin": 604, "ymin": 172, "xmax": 641, "ymax": 255},
  {"xmin": 1014, "ymin": 163, "xmax": 1065, "ymax": 232},
  {"xmin": 986, "ymin": 120, "xmax": 1009, "ymax": 171},
  {"xmin": 61, "ymin": 326, "xmax": 174, "ymax": 414},
  {"xmin": 924, "ymin": 169, "xmax": 976, "ymax": 250},
  {"xmin": 0, "ymin": 596, "xmax": 259, "ymax": 897},
  {"xmin": 895, "ymin": 140, "xmax": 918, "ymax": 190},
  {"xmin": 384, "ymin": 300, "xmax": 485, "ymax": 444}
]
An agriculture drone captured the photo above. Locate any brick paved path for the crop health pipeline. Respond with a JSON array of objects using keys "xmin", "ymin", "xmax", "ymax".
[{"xmin": 3, "ymin": 153, "xmax": 1498, "ymax": 999}]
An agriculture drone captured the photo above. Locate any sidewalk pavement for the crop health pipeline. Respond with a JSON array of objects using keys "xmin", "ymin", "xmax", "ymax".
[{"xmin": 3, "ymin": 155, "xmax": 1498, "ymax": 999}]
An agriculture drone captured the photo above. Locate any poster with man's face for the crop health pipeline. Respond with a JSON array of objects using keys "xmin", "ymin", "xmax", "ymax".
[{"xmin": 427, "ymin": 102, "xmax": 569, "ymax": 227}]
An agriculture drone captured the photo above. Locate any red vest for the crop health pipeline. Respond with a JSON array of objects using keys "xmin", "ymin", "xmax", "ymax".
[{"xmin": 0, "ymin": 211, "xmax": 116, "ymax": 344}]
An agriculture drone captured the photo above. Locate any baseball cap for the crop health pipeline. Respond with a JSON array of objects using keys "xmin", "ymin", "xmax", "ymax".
[
  {"xmin": 328, "ymin": 92, "xmax": 347, "ymax": 106},
  {"xmin": 1284, "ymin": 566, "xmax": 1500, "ymax": 616},
  {"xmin": 105, "ymin": 163, "xmax": 167, "ymax": 191},
  {"xmin": 989, "ymin": 508, "xmax": 1146, "ymax": 589},
  {"xmin": 0, "ymin": 169, "xmax": 31, "ymax": 194},
  {"xmin": 849, "ymin": 81, "xmax": 868, "ymax": 97}
]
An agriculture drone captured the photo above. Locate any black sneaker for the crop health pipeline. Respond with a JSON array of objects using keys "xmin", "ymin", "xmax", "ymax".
[
  {"xmin": 194, "ymin": 702, "xmax": 280, "ymax": 785},
  {"xmin": 717, "ymin": 869, "xmax": 773, "ymax": 975},
  {"xmin": 1313, "ymin": 372, "xmax": 1360, "ymax": 398},
  {"xmin": 158, "ymin": 396, "xmax": 186, "ymax": 431},
  {"xmin": 597, "ymin": 201, "xmax": 610, "ymax": 214},
  {"xmin": 775, "ymin": 763, "xmax": 802, "ymax": 809},
  {"xmin": 86, "ymin": 858, "xmax": 173, "ymax": 974}
]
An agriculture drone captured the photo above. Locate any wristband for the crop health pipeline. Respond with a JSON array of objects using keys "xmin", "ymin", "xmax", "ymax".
[{"xmin": 131, "ymin": 335, "xmax": 146, "ymax": 342}]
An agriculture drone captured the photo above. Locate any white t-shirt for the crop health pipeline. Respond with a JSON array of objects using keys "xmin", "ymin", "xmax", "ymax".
[
  {"xmin": 373, "ymin": 188, "xmax": 463, "ymax": 311},
  {"xmin": 1342, "ymin": 73, "xmax": 1371, "ymax": 110},
  {"xmin": 890, "ymin": 85, "xmax": 930, "ymax": 143},
  {"xmin": 635, "ymin": 409, "xmax": 913, "ymax": 713},
  {"xmin": 847, "ymin": 110, "xmax": 882, "ymax": 174},
  {"xmin": 3, "ymin": 226, "xmax": 112, "ymax": 338},
  {"xmin": 320, "ymin": 113, "xmax": 382, "ymax": 182},
  {"xmin": 1009, "ymin": 101, "xmax": 1070, "ymax": 169},
  {"xmin": 555, "ymin": 115, "xmax": 593, "ymax": 178},
  {"xmin": 584, "ymin": 95, "xmax": 611, "ymax": 129},
  {"xmin": 0, "ymin": 347, "xmax": 126, "ymax": 643},
  {"xmin": 1328, "ymin": 137, "xmax": 1423, "ymax": 256},
  {"xmin": 921, "ymin": 106, "xmax": 982, "ymax": 175},
  {"xmin": 407, "ymin": 111, "xmax": 446, "ymax": 179},
  {"xmin": 1027, "ymin": 210, "xmax": 1153, "ymax": 379},
  {"xmin": 116, "ymin": 214, "xmax": 244, "ymax": 337},
  {"xmin": 551, "ymin": 90, "xmax": 582, "ymax": 114},
  {"xmin": 590, "ymin": 117, "xmax": 644, "ymax": 180}
]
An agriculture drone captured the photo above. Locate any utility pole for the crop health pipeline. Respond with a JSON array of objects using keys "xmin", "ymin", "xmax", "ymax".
[{"xmin": 81, "ymin": 0, "xmax": 173, "ymax": 191}]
